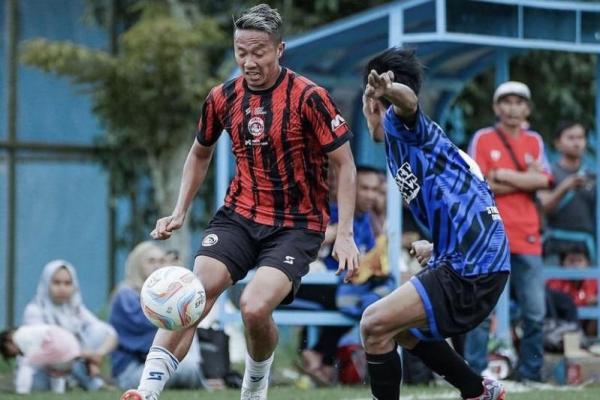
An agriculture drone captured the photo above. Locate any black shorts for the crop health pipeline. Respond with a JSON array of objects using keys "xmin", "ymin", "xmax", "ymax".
[
  {"xmin": 409, "ymin": 264, "xmax": 509, "ymax": 341},
  {"xmin": 196, "ymin": 207, "xmax": 324, "ymax": 304}
]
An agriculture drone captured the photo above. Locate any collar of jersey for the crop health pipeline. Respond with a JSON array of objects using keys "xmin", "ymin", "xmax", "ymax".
[{"xmin": 243, "ymin": 67, "xmax": 288, "ymax": 95}]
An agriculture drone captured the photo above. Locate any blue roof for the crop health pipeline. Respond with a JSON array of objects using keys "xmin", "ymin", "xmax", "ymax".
[{"xmin": 276, "ymin": 0, "xmax": 600, "ymax": 117}]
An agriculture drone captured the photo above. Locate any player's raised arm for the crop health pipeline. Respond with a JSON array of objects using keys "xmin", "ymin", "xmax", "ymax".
[
  {"xmin": 151, "ymin": 140, "xmax": 215, "ymax": 240},
  {"xmin": 365, "ymin": 69, "xmax": 418, "ymax": 122}
]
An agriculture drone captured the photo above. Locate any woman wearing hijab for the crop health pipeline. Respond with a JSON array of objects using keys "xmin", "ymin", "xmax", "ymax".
[
  {"xmin": 109, "ymin": 241, "xmax": 206, "ymax": 390},
  {"xmin": 17, "ymin": 259, "xmax": 117, "ymax": 393}
]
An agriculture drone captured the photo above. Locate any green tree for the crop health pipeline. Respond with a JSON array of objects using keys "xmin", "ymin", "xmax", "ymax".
[
  {"xmin": 456, "ymin": 51, "xmax": 597, "ymax": 151},
  {"xmin": 21, "ymin": 3, "xmax": 226, "ymax": 261}
]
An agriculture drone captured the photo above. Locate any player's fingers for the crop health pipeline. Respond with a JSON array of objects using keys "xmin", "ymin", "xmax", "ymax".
[
  {"xmin": 372, "ymin": 71, "xmax": 384, "ymax": 87},
  {"xmin": 336, "ymin": 256, "xmax": 346, "ymax": 276},
  {"xmin": 387, "ymin": 70, "xmax": 395, "ymax": 81},
  {"xmin": 344, "ymin": 257, "xmax": 357, "ymax": 283},
  {"xmin": 368, "ymin": 71, "xmax": 378, "ymax": 88},
  {"xmin": 382, "ymin": 72, "xmax": 392, "ymax": 88}
]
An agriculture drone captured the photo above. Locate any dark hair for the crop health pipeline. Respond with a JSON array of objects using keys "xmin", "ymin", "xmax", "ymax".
[
  {"xmin": 554, "ymin": 120, "xmax": 585, "ymax": 140},
  {"xmin": 0, "ymin": 329, "xmax": 16, "ymax": 360},
  {"xmin": 234, "ymin": 4, "xmax": 283, "ymax": 43},
  {"xmin": 364, "ymin": 47, "xmax": 423, "ymax": 98},
  {"xmin": 357, "ymin": 165, "xmax": 385, "ymax": 175},
  {"xmin": 558, "ymin": 243, "xmax": 589, "ymax": 265}
]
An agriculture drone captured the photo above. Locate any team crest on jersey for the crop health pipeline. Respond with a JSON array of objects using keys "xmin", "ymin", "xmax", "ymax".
[
  {"xmin": 248, "ymin": 117, "xmax": 265, "ymax": 137},
  {"xmin": 394, "ymin": 162, "xmax": 420, "ymax": 204},
  {"xmin": 490, "ymin": 149, "xmax": 502, "ymax": 161}
]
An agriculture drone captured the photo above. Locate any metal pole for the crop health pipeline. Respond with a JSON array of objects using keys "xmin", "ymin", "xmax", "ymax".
[
  {"xmin": 494, "ymin": 48, "xmax": 511, "ymax": 344},
  {"xmin": 6, "ymin": 0, "xmax": 18, "ymax": 326},
  {"xmin": 595, "ymin": 54, "xmax": 600, "ymax": 335},
  {"xmin": 214, "ymin": 135, "xmax": 230, "ymax": 211},
  {"xmin": 107, "ymin": 0, "xmax": 118, "ymax": 293},
  {"xmin": 387, "ymin": 7, "xmax": 403, "ymax": 285}
]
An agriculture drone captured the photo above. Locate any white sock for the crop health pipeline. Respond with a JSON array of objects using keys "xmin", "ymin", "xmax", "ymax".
[
  {"xmin": 138, "ymin": 346, "xmax": 179, "ymax": 396},
  {"xmin": 242, "ymin": 352, "xmax": 274, "ymax": 392}
]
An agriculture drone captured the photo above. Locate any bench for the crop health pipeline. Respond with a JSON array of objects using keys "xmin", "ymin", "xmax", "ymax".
[{"xmin": 216, "ymin": 271, "xmax": 356, "ymax": 346}]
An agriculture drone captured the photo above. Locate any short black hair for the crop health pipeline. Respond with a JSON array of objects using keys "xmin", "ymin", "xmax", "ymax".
[
  {"xmin": 558, "ymin": 242, "xmax": 589, "ymax": 265},
  {"xmin": 357, "ymin": 165, "xmax": 385, "ymax": 175},
  {"xmin": 0, "ymin": 328, "xmax": 16, "ymax": 360},
  {"xmin": 364, "ymin": 47, "xmax": 423, "ymax": 98},
  {"xmin": 554, "ymin": 120, "xmax": 585, "ymax": 140}
]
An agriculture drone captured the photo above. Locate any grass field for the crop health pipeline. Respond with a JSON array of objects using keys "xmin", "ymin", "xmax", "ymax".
[{"xmin": 1, "ymin": 384, "xmax": 600, "ymax": 399}]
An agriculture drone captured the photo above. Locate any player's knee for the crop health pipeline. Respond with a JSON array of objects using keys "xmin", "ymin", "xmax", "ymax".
[
  {"xmin": 239, "ymin": 296, "xmax": 271, "ymax": 327},
  {"xmin": 360, "ymin": 305, "xmax": 387, "ymax": 346}
]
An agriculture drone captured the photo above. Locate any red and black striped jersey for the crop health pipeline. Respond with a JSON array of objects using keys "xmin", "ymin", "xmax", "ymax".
[{"xmin": 196, "ymin": 68, "xmax": 352, "ymax": 232}]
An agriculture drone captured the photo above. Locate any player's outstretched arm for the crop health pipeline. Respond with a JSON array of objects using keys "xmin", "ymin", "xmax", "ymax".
[
  {"xmin": 365, "ymin": 69, "xmax": 418, "ymax": 121},
  {"xmin": 328, "ymin": 142, "xmax": 360, "ymax": 282},
  {"xmin": 151, "ymin": 140, "xmax": 215, "ymax": 240}
]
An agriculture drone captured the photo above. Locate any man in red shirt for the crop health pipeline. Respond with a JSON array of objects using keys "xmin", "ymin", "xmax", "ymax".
[
  {"xmin": 466, "ymin": 81, "xmax": 552, "ymax": 382},
  {"xmin": 121, "ymin": 5, "xmax": 359, "ymax": 400}
]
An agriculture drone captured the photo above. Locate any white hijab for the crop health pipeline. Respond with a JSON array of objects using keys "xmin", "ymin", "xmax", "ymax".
[{"xmin": 30, "ymin": 259, "xmax": 88, "ymax": 337}]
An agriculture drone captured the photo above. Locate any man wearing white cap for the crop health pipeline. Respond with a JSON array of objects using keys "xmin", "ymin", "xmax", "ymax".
[{"xmin": 466, "ymin": 81, "xmax": 553, "ymax": 382}]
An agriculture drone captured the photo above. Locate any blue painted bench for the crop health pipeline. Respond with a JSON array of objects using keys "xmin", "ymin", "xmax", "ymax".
[{"xmin": 216, "ymin": 271, "xmax": 356, "ymax": 327}]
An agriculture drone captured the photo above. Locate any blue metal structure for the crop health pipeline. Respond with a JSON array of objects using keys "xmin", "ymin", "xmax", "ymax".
[
  {"xmin": 216, "ymin": 0, "xmax": 600, "ymax": 339},
  {"xmin": 0, "ymin": 0, "xmax": 111, "ymax": 326}
]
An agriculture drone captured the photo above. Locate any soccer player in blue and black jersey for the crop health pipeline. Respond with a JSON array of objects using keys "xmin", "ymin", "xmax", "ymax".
[{"xmin": 359, "ymin": 48, "xmax": 510, "ymax": 400}]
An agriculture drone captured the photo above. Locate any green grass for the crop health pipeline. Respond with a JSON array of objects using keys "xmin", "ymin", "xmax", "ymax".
[{"xmin": 1, "ymin": 385, "xmax": 599, "ymax": 399}]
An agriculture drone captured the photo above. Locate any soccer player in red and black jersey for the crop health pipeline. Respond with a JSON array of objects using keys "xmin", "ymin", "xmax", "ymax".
[{"xmin": 120, "ymin": 4, "xmax": 359, "ymax": 400}]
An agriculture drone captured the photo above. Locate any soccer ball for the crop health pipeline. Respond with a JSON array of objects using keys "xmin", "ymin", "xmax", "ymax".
[{"xmin": 140, "ymin": 266, "xmax": 206, "ymax": 331}]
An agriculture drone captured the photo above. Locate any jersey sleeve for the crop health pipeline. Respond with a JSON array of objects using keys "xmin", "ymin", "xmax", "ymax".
[
  {"xmin": 382, "ymin": 106, "xmax": 435, "ymax": 146},
  {"xmin": 195, "ymin": 87, "xmax": 224, "ymax": 146},
  {"xmin": 302, "ymin": 87, "xmax": 353, "ymax": 153},
  {"xmin": 534, "ymin": 131, "xmax": 554, "ymax": 184},
  {"xmin": 468, "ymin": 131, "xmax": 491, "ymax": 176}
]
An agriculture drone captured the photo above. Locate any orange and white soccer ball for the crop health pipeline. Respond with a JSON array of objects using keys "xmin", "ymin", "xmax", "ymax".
[{"xmin": 140, "ymin": 266, "xmax": 206, "ymax": 330}]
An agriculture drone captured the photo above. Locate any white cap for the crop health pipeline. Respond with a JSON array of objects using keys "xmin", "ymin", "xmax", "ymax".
[{"xmin": 493, "ymin": 81, "xmax": 531, "ymax": 103}]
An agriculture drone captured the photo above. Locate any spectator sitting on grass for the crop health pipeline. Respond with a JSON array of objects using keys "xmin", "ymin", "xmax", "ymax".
[
  {"xmin": 0, "ymin": 324, "xmax": 81, "ymax": 393},
  {"xmin": 16, "ymin": 260, "xmax": 117, "ymax": 393}
]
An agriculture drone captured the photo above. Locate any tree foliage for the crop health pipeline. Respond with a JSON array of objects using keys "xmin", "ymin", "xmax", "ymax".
[
  {"xmin": 21, "ymin": 2, "xmax": 226, "ymax": 255},
  {"xmin": 455, "ymin": 51, "xmax": 597, "ymax": 146}
]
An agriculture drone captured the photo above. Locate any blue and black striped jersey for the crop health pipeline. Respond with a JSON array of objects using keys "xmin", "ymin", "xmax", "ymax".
[{"xmin": 383, "ymin": 107, "xmax": 511, "ymax": 276}]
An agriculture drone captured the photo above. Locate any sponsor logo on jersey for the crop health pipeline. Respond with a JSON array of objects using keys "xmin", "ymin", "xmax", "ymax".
[
  {"xmin": 330, "ymin": 114, "xmax": 347, "ymax": 131},
  {"xmin": 147, "ymin": 371, "xmax": 164, "ymax": 381},
  {"xmin": 486, "ymin": 206, "xmax": 502, "ymax": 221},
  {"xmin": 202, "ymin": 234, "xmax": 219, "ymax": 247},
  {"xmin": 394, "ymin": 162, "xmax": 420, "ymax": 204},
  {"xmin": 283, "ymin": 256, "xmax": 295, "ymax": 265}
]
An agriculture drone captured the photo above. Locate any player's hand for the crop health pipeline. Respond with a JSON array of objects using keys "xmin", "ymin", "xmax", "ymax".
[
  {"xmin": 150, "ymin": 213, "xmax": 185, "ymax": 240},
  {"xmin": 409, "ymin": 240, "xmax": 433, "ymax": 267},
  {"xmin": 563, "ymin": 174, "xmax": 587, "ymax": 190},
  {"xmin": 362, "ymin": 94, "xmax": 386, "ymax": 141},
  {"xmin": 527, "ymin": 160, "xmax": 544, "ymax": 173},
  {"xmin": 365, "ymin": 69, "xmax": 394, "ymax": 100},
  {"xmin": 332, "ymin": 235, "xmax": 360, "ymax": 283}
]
